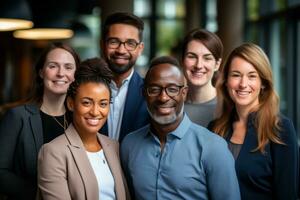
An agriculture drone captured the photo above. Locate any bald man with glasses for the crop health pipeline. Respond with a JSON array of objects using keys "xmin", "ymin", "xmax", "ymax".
[{"xmin": 121, "ymin": 56, "xmax": 241, "ymax": 200}]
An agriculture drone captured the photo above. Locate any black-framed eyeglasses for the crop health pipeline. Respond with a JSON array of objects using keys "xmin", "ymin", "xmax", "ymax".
[
  {"xmin": 106, "ymin": 38, "xmax": 141, "ymax": 51},
  {"xmin": 146, "ymin": 85, "xmax": 185, "ymax": 97}
]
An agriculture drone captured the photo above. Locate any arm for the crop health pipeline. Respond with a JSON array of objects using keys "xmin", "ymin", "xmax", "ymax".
[
  {"xmin": 0, "ymin": 108, "xmax": 36, "ymax": 199},
  {"xmin": 272, "ymin": 118, "xmax": 299, "ymax": 199},
  {"xmin": 120, "ymin": 138, "xmax": 135, "ymax": 200},
  {"xmin": 205, "ymin": 137, "xmax": 241, "ymax": 200},
  {"xmin": 38, "ymin": 143, "xmax": 72, "ymax": 200}
]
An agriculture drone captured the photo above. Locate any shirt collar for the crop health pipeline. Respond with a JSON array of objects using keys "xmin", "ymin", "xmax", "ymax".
[
  {"xmin": 110, "ymin": 69, "xmax": 134, "ymax": 89},
  {"xmin": 147, "ymin": 113, "xmax": 191, "ymax": 140}
]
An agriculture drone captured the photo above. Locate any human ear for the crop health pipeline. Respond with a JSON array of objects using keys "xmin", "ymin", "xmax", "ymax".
[
  {"xmin": 66, "ymin": 97, "xmax": 74, "ymax": 111},
  {"xmin": 137, "ymin": 42, "xmax": 144, "ymax": 56},
  {"xmin": 39, "ymin": 69, "xmax": 44, "ymax": 79},
  {"xmin": 215, "ymin": 58, "xmax": 222, "ymax": 71}
]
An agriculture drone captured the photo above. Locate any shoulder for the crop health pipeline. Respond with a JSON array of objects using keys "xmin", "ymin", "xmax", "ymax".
[
  {"xmin": 41, "ymin": 134, "xmax": 69, "ymax": 154},
  {"xmin": 98, "ymin": 133, "xmax": 119, "ymax": 148},
  {"xmin": 130, "ymin": 71, "xmax": 144, "ymax": 85},
  {"xmin": 8, "ymin": 104, "xmax": 39, "ymax": 116},
  {"xmin": 121, "ymin": 125, "xmax": 149, "ymax": 149},
  {"xmin": 189, "ymin": 123, "xmax": 226, "ymax": 145},
  {"xmin": 1, "ymin": 104, "xmax": 38, "ymax": 123},
  {"xmin": 276, "ymin": 114, "xmax": 297, "ymax": 143},
  {"xmin": 188, "ymin": 123, "xmax": 230, "ymax": 155},
  {"xmin": 187, "ymin": 123, "xmax": 234, "ymax": 165},
  {"xmin": 278, "ymin": 114, "xmax": 295, "ymax": 128}
]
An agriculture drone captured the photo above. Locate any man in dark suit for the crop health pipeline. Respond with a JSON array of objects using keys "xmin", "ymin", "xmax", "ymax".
[{"xmin": 100, "ymin": 12, "xmax": 149, "ymax": 142}]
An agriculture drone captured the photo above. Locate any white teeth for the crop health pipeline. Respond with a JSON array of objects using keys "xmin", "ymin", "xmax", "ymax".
[
  {"xmin": 87, "ymin": 119, "xmax": 99, "ymax": 126},
  {"xmin": 191, "ymin": 71, "xmax": 205, "ymax": 77},
  {"xmin": 236, "ymin": 91, "xmax": 251, "ymax": 96},
  {"xmin": 54, "ymin": 81, "xmax": 66, "ymax": 85}
]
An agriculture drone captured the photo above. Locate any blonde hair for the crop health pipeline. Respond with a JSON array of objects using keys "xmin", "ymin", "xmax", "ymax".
[{"xmin": 211, "ymin": 43, "xmax": 283, "ymax": 152}]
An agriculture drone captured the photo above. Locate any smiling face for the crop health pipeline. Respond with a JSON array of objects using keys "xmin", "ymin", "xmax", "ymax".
[
  {"xmin": 103, "ymin": 23, "xmax": 144, "ymax": 75},
  {"xmin": 226, "ymin": 57, "xmax": 262, "ymax": 112},
  {"xmin": 40, "ymin": 48, "xmax": 76, "ymax": 96},
  {"xmin": 67, "ymin": 82, "xmax": 110, "ymax": 135},
  {"xmin": 145, "ymin": 63, "xmax": 187, "ymax": 126},
  {"xmin": 183, "ymin": 40, "xmax": 220, "ymax": 88}
]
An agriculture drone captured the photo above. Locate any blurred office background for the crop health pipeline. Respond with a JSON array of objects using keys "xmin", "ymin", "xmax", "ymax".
[{"xmin": 0, "ymin": 0, "xmax": 299, "ymax": 135}]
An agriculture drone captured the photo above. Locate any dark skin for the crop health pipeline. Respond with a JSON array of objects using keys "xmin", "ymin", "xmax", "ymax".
[
  {"xmin": 67, "ymin": 82, "xmax": 111, "ymax": 152},
  {"xmin": 144, "ymin": 63, "xmax": 188, "ymax": 149}
]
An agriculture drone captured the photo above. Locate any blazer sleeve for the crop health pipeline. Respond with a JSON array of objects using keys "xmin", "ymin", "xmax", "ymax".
[
  {"xmin": 114, "ymin": 140, "xmax": 131, "ymax": 200},
  {"xmin": 0, "ymin": 108, "xmax": 36, "ymax": 198},
  {"xmin": 38, "ymin": 143, "xmax": 72, "ymax": 200},
  {"xmin": 271, "ymin": 118, "xmax": 299, "ymax": 199}
]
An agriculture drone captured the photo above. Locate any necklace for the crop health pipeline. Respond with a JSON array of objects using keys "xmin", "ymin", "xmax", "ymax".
[{"xmin": 52, "ymin": 114, "xmax": 68, "ymax": 131}]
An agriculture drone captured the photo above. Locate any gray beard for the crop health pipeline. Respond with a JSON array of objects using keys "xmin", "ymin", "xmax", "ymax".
[{"xmin": 147, "ymin": 105, "xmax": 184, "ymax": 125}]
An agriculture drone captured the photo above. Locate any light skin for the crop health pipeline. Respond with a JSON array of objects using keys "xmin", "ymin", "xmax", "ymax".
[
  {"xmin": 145, "ymin": 64, "xmax": 187, "ymax": 149},
  {"xmin": 67, "ymin": 82, "xmax": 110, "ymax": 152},
  {"xmin": 226, "ymin": 56, "xmax": 262, "ymax": 144},
  {"xmin": 183, "ymin": 40, "xmax": 221, "ymax": 103},
  {"xmin": 102, "ymin": 23, "xmax": 144, "ymax": 87},
  {"xmin": 40, "ymin": 48, "xmax": 76, "ymax": 116}
]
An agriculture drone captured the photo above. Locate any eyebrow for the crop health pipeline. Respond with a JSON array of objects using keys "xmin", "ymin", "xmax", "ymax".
[
  {"xmin": 186, "ymin": 52, "xmax": 213, "ymax": 57},
  {"xmin": 229, "ymin": 70, "xmax": 258, "ymax": 74},
  {"xmin": 82, "ymin": 97, "xmax": 110, "ymax": 101},
  {"xmin": 46, "ymin": 61, "xmax": 74, "ymax": 65}
]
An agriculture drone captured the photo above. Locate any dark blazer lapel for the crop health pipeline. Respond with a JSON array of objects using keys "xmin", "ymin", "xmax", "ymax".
[
  {"xmin": 100, "ymin": 122, "xmax": 109, "ymax": 136},
  {"xmin": 26, "ymin": 105, "xmax": 43, "ymax": 154},
  {"xmin": 120, "ymin": 71, "xmax": 143, "ymax": 139},
  {"xmin": 98, "ymin": 134, "xmax": 125, "ymax": 200},
  {"xmin": 235, "ymin": 120, "xmax": 258, "ymax": 164},
  {"xmin": 65, "ymin": 124, "xmax": 99, "ymax": 200}
]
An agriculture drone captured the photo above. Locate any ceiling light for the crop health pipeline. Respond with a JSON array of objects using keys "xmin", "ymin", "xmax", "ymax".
[
  {"xmin": 13, "ymin": 28, "xmax": 74, "ymax": 40},
  {"xmin": 0, "ymin": 18, "xmax": 33, "ymax": 31}
]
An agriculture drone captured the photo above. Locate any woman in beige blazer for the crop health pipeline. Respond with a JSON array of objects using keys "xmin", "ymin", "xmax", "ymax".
[{"xmin": 38, "ymin": 58, "xmax": 130, "ymax": 200}]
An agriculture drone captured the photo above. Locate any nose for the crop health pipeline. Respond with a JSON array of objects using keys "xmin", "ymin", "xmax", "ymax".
[
  {"xmin": 56, "ymin": 66, "xmax": 64, "ymax": 77},
  {"xmin": 90, "ymin": 104, "xmax": 101, "ymax": 116},
  {"xmin": 195, "ymin": 58, "xmax": 203, "ymax": 69},
  {"xmin": 157, "ymin": 88, "xmax": 170, "ymax": 102},
  {"xmin": 239, "ymin": 76, "xmax": 248, "ymax": 88},
  {"xmin": 116, "ymin": 42, "xmax": 127, "ymax": 53}
]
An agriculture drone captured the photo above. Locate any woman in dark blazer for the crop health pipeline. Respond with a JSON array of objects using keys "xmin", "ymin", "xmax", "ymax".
[
  {"xmin": 0, "ymin": 42, "xmax": 80, "ymax": 200},
  {"xmin": 209, "ymin": 43, "xmax": 298, "ymax": 199},
  {"xmin": 38, "ymin": 58, "xmax": 130, "ymax": 200}
]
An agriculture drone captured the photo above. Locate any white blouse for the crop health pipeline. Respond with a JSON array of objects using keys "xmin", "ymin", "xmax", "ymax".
[{"xmin": 86, "ymin": 150, "xmax": 116, "ymax": 200}]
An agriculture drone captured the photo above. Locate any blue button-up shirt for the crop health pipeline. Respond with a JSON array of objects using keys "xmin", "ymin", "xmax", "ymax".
[{"xmin": 121, "ymin": 114, "xmax": 240, "ymax": 200}]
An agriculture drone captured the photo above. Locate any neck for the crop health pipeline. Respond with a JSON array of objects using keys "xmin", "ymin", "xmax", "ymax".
[
  {"xmin": 76, "ymin": 126, "xmax": 101, "ymax": 152},
  {"xmin": 40, "ymin": 92, "xmax": 66, "ymax": 116},
  {"xmin": 150, "ymin": 114, "xmax": 184, "ymax": 149},
  {"xmin": 113, "ymin": 68, "xmax": 133, "ymax": 88},
  {"xmin": 186, "ymin": 82, "xmax": 216, "ymax": 104},
  {"xmin": 235, "ymin": 107, "xmax": 251, "ymax": 123}
]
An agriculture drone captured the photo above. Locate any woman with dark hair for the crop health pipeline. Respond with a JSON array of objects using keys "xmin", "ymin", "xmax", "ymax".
[
  {"xmin": 38, "ymin": 58, "xmax": 130, "ymax": 200},
  {"xmin": 0, "ymin": 42, "xmax": 79, "ymax": 200},
  {"xmin": 209, "ymin": 43, "xmax": 298, "ymax": 199},
  {"xmin": 181, "ymin": 28, "xmax": 223, "ymax": 127}
]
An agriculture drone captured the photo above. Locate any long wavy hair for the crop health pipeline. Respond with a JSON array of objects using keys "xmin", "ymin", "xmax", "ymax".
[{"xmin": 211, "ymin": 43, "xmax": 283, "ymax": 152}]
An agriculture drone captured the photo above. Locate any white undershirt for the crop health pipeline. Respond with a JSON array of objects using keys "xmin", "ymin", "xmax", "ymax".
[
  {"xmin": 108, "ymin": 69, "xmax": 134, "ymax": 140},
  {"xmin": 86, "ymin": 150, "xmax": 116, "ymax": 200}
]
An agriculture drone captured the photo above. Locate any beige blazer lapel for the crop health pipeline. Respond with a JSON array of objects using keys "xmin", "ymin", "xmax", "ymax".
[
  {"xmin": 98, "ymin": 134, "xmax": 128, "ymax": 200},
  {"xmin": 65, "ymin": 124, "xmax": 99, "ymax": 200}
]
